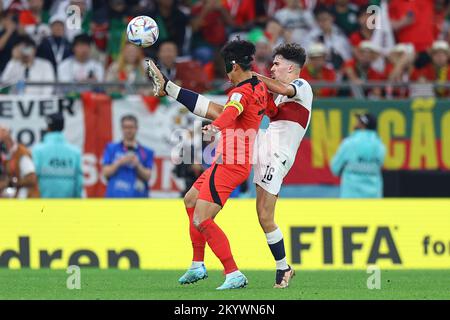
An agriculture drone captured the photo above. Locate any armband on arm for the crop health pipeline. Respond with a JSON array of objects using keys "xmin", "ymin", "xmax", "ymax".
[{"xmin": 211, "ymin": 105, "xmax": 240, "ymax": 130}]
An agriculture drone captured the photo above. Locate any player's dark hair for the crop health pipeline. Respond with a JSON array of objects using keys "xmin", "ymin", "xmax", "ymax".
[
  {"xmin": 121, "ymin": 114, "xmax": 138, "ymax": 127},
  {"xmin": 220, "ymin": 38, "xmax": 255, "ymax": 71},
  {"xmin": 273, "ymin": 43, "xmax": 307, "ymax": 68},
  {"xmin": 73, "ymin": 33, "xmax": 92, "ymax": 46}
]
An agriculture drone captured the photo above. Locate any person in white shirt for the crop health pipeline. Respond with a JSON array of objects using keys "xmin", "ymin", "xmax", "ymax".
[
  {"xmin": 251, "ymin": 44, "xmax": 312, "ymax": 288},
  {"xmin": 1, "ymin": 35, "xmax": 55, "ymax": 95},
  {"xmin": 274, "ymin": 0, "xmax": 317, "ymax": 48},
  {"xmin": 304, "ymin": 5, "xmax": 352, "ymax": 70},
  {"xmin": 58, "ymin": 33, "xmax": 104, "ymax": 91}
]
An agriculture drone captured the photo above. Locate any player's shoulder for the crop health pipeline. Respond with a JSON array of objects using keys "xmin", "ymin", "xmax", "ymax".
[
  {"xmin": 231, "ymin": 76, "xmax": 265, "ymax": 94},
  {"xmin": 290, "ymin": 78, "xmax": 312, "ymax": 91},
  {"xmin": 227, "ymin": 87, "xmax": 246, "ymax": 104},
  {"xmin": 290, "ymin": 77, "xmax": 313, "ymax": 100}
]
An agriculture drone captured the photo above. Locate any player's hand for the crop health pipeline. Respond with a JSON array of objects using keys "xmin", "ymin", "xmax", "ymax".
[
  {"xmin": 146, "ymin": 59, "xmax": 167, "ymax": 97},
  {"xmin": 202, "ymin": 124, "xmax": 219, "ymax": 137}
]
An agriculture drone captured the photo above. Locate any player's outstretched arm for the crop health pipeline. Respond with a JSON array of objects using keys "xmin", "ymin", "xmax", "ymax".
[
  {"xmin": 146, "ymin": 59, "xmax": 223, "ymax": 121},
  {"xmin": 253, "ymin": 72, "xmax": 296, "ymax": 98}
]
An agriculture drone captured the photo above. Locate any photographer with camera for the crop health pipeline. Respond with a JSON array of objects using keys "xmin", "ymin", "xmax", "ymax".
[
  {"xmin": 0, "ymin": 35, "xmax": 55, "ymax": 95},
  {"xmin": 0, "ymin": 126, "xmax": 40, "ymax": 198},
  {"xmin": 101, "ymin": 115, "xmax": 154, "ymax": 198}
]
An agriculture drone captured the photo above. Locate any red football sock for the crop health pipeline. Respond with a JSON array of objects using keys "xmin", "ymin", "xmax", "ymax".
[
  {"xmin": 186, "ymin": 207, "xmax": 206, "ymax": 262},
  {"xmin": 198, "ymin": 218, "xmax": 238, "ymax": 274}
]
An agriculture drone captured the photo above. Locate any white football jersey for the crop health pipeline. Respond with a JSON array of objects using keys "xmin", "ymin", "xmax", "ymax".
[{"xmin": 267, "ymin": 78, "xmax": 313, "ymax": 169}]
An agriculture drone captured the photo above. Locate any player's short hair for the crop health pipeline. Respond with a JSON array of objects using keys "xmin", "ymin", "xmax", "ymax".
[
  {"xmin": 273, "ymin": 43, "xmax": 307, "ymax": 68},
  {"xmin": 121, "ymin": 114, "xmax": 138, "ymax": 127},
  {"xmin": 220, "ymin": 38, "xmax": 255, "ymax": 71}
]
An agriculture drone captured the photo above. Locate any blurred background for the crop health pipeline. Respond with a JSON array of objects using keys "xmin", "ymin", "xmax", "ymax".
[{"xmin": 0, "ymin": 0, "xmax": 449, "ymax": 199}]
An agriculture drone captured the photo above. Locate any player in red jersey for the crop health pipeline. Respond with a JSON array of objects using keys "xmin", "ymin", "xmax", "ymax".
[{"xmin": 147, "ymin": 39, "xmax": 269, "ymax": 290}]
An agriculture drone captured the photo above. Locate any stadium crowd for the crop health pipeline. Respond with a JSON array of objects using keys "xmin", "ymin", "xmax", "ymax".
[{"xmin": 0, "ymin": 0, "xmax": 449, "ymax": 98}]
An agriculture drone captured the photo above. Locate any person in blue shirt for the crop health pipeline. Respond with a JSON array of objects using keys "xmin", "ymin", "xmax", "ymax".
[
  {"xmin": 32, "ymin": 113, "xmax": 83, "ymax": 198},
  {"xmin": 102, "ymin": 114, "xmax": 154, "ymax": 198},
  {"xmin": 331, "ymin": 113, "xmax": 386, "ymax": 198}
]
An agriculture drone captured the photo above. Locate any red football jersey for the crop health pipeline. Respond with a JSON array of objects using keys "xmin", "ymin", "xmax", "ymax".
[{"xmin": 213, "ymin": 76, "xmax": 268, "ymax": 167}]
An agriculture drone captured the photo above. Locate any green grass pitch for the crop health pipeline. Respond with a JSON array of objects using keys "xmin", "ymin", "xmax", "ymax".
[{"xmin": 0, "ymin": 269, "xmax": 448, "ymax": 300}]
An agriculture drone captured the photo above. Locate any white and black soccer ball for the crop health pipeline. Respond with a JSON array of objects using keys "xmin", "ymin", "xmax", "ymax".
[{"xmin": 127, "ymin": 16, "xmax": 159, "ymax": 48}]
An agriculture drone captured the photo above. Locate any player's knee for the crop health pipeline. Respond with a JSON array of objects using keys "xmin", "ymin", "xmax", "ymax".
[{"xmin": 184, "ymin": 191, "xmax": 197, "ymax": 208}]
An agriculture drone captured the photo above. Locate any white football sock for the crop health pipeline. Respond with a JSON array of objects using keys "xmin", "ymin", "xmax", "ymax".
[
  {"xmin": 190, "ymin": 261, "xmax": 204, "ymax": 269},
  {"xmin": 276, "ymin": 257, "xmax": 289, "ymax": 271},
  {"xmin": 225, "ymin": 270, "xmax": 241, "ymax": 280}
]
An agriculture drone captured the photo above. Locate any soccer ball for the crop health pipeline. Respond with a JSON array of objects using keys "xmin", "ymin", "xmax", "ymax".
[{"xmin": 126, "ymin": 16, "xmax": 159, "ymax": 48}]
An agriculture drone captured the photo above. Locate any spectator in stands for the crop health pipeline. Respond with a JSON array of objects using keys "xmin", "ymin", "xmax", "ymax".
[
  {"xmin": 105, "ymin": 42, "xmax": 151, "ymax": 95},
  {"xmin": 0, "ymin": 11, "xmax": 20, "ymax": 75},
  {"xmin": 0, "ymin": 126, "xmax": 39, "ymax": 198},
  {"xmin": 18, "ymin": 0, "xmax": 50, "ymax": 45},
  {"xmin": 223, "ymin": 0, "xmax": 256, "ymax": 30},
  {"xmin": 172, "ymin": 120, "xmax": 206, "ymax": 197},
  {"xmin": 152, "ymin": 0, "xmax": 189, "ymax": 54},
  {"xmin": 305, "ymin": 5, "xmax": 352, "ymax": 70},
  {"xmin": 412, "ymin": 40, "xmax": 450, "ymax": 97},
  {"xmin": 36, "ymin": 15, "xmax": 72, "ymax": 76},
  {"xmin": 331, "ymin": 113, "xmax": 386, "ymax": 198},
  {"xmin": 58, "ymin": 34, "xmax": 104, "ymax": 84},
  {"xmin": 51, "ymin": 0, "xmax": 92, "ymax": 42},
  {"xmin": 157, "ymin": 40, "xmax": 210, "ymax": 92},
  {"xmin": 190, "ymin": 0, "xmax": 234, "ymax": 64},
  {"xmin": 389, "ymin": 0, "xmax": 435, "ymax": 56},
  {"xmin": 342, "ymin": 40, "xmax": 385, "ymax": 98},
  {"xmin": 330, "ymin": 0, "xmax": 359, "ymax": 36},
  {"xmin": 32, "ymin": 113, "xmax": 83, "ymax": 198},
  {"xmin": 254, "ymin": 0, "xmax": 285, "ymax": 26},
  {"xmin": 102, "ymin": 114, "xmax": 154, "ymax": 198},
  {"xmin": 1, "ymin": 0, "xmax": 28, "ymax": 14},
  {"xmin": 384, "ymin": 43, "xmax": 415, "ymax": 98},
  {"xmin": 264, "ymin": 18, "xmax": 290, "ymax": 49},
  {"xmin": 434, "ymin": 0, "xmax": 449, "ymax": 41},
  {"xmin": 301, "ymin": 42, "xmax": 337, "ymax": 97},
  {"xmin": 202, "ymin": 49, "xmax": 230, "ymax": 94},
  {"xmin": 251, "ymin": 36, "xmax": 272, "ymax": 78},
  {"xmin": 1, "ymin": 35, "xmax": 55, "ymax": 94},
  {"xmin": 156, "ymin": 41, "xmax": 178, "ymax": 81},
  {"xmin": 102, "ymin": 0, "xmax": 129, "ymax": 61},
  {"xmin": 274, "ymin": 0, "xmax": 317, "ymax": 48},
  {"xmin": 349, "ymin": 5, "xmax": 374, "ymax": 51}
]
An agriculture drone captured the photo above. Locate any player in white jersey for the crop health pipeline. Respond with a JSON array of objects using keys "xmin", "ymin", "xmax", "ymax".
[
  {"xmin": 146, "ymin": 43, "xmax": 312, "ymax": 288},
  {"xmin": 252, "ymin": 43, "xmax": 313, "ymax": 288}
]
